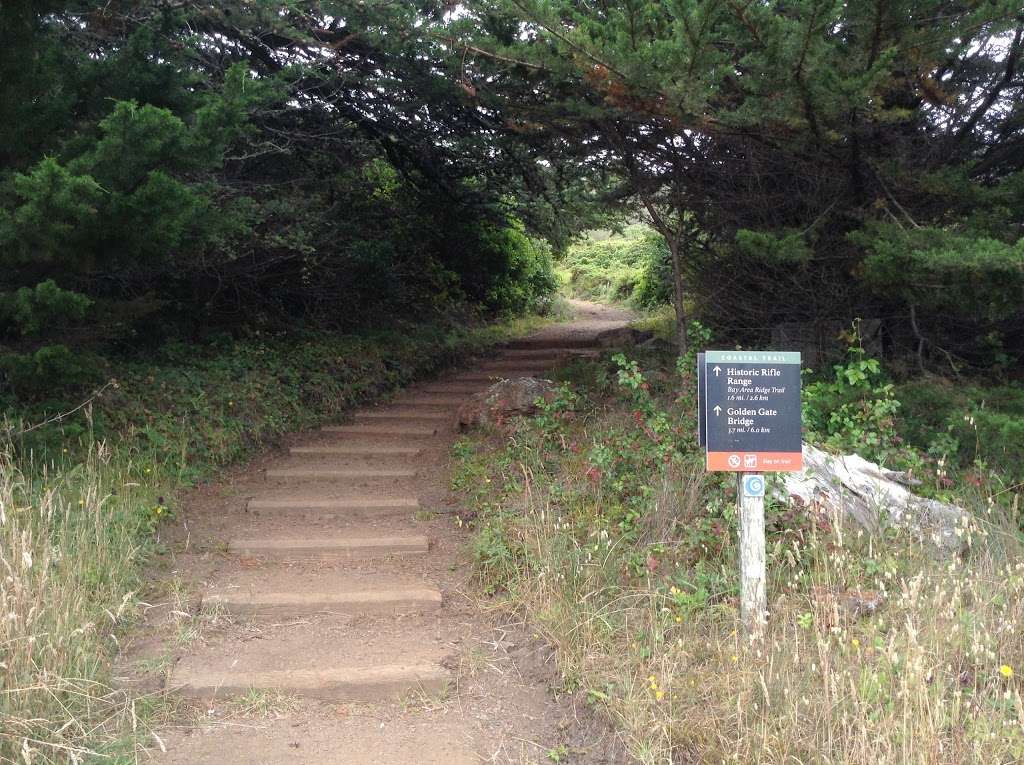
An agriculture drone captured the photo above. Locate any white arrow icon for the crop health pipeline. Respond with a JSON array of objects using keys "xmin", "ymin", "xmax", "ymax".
[
  {"xmin": 713, "ymin": 366, "xmax": 722, "ymax": 376},
  {"xmin": 713, "ymin": 405, "xmax": 722, "ymax": 416}
]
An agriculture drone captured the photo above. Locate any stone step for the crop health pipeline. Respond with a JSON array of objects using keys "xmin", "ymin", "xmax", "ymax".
[
  {"xmin": 169, "ymin": 664, "xmax": 449, "ymax": 703},
  {"xmin": 265, "ymin": 468, "xmax": 417, "ymax": 481},
  {"xmin": 322, "ymin": 424, "xmax": 439, "ymax": 436},
  {"xmin": 229, "ymin": 535, "xmax": 429, "ymax": 560},
  {"xmin": 246, "ymin": 497, "xmax": 420, "ymax": 519},
  {"xmin": 203, "ymin": 586, "xmax": 443, "ymax": 618},
  {"xmin": 354, "ymin": 411, "xmax": 450, "ymax": 421},
  {"xmin": 289, "ymin": 445, "xmax": 423, "ymax": 457}
]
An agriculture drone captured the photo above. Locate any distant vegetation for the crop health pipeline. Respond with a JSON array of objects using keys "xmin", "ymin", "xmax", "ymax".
[{"xmin": 558, "ymin": 226, "xmax": 673, "ymax": 310}]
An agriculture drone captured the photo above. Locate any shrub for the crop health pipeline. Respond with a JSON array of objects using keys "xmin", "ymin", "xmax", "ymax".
[
  {"xmin": 560, "ymin": 226, "xmax": 672, "ymax": 308},
  {"xmin": 897, "ymin": 380, "xmax": 1024, "ymax": 483},
  {"xmin": 478, "ymin": 221, "xmax": 558, "ymax": 315},
  {"xmin": 802, "ymin": 346, "xmax": 902, "ymax": 464}
]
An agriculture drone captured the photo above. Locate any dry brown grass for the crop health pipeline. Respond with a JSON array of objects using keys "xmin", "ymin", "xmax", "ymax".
[
  {"xmin": 0, "ymin": 443, "xmax": 157, "ymax": 762},
  {"xmin": 469, "ymin": 450, "xmax": 1024, "ymax": 764}
]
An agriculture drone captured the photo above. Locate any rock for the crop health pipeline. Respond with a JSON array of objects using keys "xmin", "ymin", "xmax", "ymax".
[
  {"xmin": 594, "ymin": 327, "xmax": 654, "ymax": 348},
  {"xmin": 456, "ymin": 377, "xmax": 558, "ymax": 430},
  {"xmin": 780, "ymin": 442, "xmax": 967, "ymax": 554}
]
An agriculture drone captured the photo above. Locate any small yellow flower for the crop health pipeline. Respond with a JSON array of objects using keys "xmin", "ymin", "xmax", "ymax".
[
  {"xmin": 675, "ymin": 616, "xmax": 682, "ymax": 623},
  {"xmin": 852, "ymin": 639, "xmax": 860, "ymax": 649},
  {"xmin": 1000, "ymin": 665, "xmax": 1014, "ymax": 679},
  {"xmin": 655, "ymin": 690, "xmax": 665, "ymax": 701},
  {"xmin": 647, "ymin": 675, "xmax": 656, "ymax": 683},
  {"xmin": 731, "ymin": 655, "xmax": 738, "ymax": 663}
]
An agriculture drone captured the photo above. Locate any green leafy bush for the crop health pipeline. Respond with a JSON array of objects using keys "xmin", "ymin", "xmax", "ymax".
[
  {"xmin": 0, "ymin": 280, "xmax": 91, "ymax": 336},
  {"xmin": 897, "ymin": 381, "xmax": 1024, "ymax": 483},
  {"xmin": 478, "ymin": 221, "xmax": 558, "ymax": 315},
  {"xmin": 802, "ymin": 346, "xmax": 902, "ymax": 463},
  {"xmin": 560, "ymin": 227, "xmax": 671, "ymax": 308}
]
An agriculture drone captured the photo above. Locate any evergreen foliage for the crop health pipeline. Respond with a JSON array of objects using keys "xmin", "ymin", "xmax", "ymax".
[
  {"xmin": 457, "ymin": 0, "xmax": 1024, "ymax": 369},
  {"xmin": 0, "ymin": 2, "xmax": 590, "ymax": 400}
]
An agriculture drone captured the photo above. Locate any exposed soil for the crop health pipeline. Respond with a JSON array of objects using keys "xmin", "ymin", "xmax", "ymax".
[{"xmin": 121, "ymin": 299, "xmax": 634, "ymax": 764}]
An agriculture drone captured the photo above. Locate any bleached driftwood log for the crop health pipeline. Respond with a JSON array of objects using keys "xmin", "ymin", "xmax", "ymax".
[{"xmin": 780, "ymin": 443, "xmax": 968, "ymax": 554}]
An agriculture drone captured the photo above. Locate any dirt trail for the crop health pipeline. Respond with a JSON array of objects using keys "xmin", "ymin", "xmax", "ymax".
[{"xmin": 124, "ymin": 299, "xmax": 632, "ymax": 764}]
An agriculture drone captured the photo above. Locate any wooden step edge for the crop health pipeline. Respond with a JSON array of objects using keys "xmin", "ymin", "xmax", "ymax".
[
  {"xmin": 500, "ymin": 348, "xmax": 597, "ymax": 357},
  {"xmin": 202, "ymin": 588, "xmax": 443, "ymax": 617},
  {"xmin": 288, "ymin": 446, "xmax": 424, "ymax": 456},
  {"xmin": 354, "ymin": 411, "xmax": 450, "ymax": 421},
  {"xmin": 417, "ymin": 387, "xmax": 485, "ymax": 395},
  {"xmin": 168, "ymin": 664, "xmax": 449, "ymax": 702},
  {"xmin": 264, "ymin": 469, "xmax": 418, "ymax": 480},
  {"xmin": 246, "ymin": 497, "xmax": 420, "ymax": 511},
  {"xmin": 395, "ymin": 398, "xmax": 466, "ymax": 407},
  {"xmin": 321, "ymin": 425, "xmax": 439, "ymax": 436},
  {"xmin": 228, "ymin": 536, "xmax": 430, "ymax": 558}
]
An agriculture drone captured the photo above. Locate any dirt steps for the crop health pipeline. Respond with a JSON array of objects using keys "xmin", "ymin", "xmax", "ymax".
[
  {"xmin": 153, "ymin": 305, "xmax": 628, "ymax": 757},
  {"xmin": 449, "ymin": 371, "xmax": 541, "ymax": 382},
  {"xmin": 264, "ymin": 467, "xmax": 418, "ymax": 481},
  {"xmin": 500, "ymin": 347, "xmax": 599, "ymax": 358},
  {"xmin": 245, "ymin": 496, "xmax": 421, "ymax": 521},
  {"xmin": 417, "ymin": 383, "xmax": 488, "ymax": 394},
  {"xmin": 354, "ymin": 410, "xmax": 451, "ymax": 421},
  {"xmin": 395, "ymin": 396, "xmax": 466, "ymax": 407},
  {"xmin": 166, "ymin": 619, "xmax": 454, "ymax": 703}
]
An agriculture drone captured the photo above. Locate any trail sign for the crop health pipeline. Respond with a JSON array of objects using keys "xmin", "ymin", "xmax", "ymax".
[
  {"xmin": 702, "ymin": 350, "xmax": 802, "ymax": 472},
  {"xmin": 694, "ymin": 349, "xmax": 804, "ymax": 636}
]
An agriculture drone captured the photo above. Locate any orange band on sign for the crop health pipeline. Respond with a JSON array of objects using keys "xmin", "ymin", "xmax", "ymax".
[{"xmin": 706, "ymin": 451, "xmax": 803, "ymax": 472}]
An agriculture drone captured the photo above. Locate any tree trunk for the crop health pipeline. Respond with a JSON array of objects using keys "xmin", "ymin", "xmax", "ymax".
[{"xmin": 667, "ymin": 237, "xmax": 688, "ymax": 355}]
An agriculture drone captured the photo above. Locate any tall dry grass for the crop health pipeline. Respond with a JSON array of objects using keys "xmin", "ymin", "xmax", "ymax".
[
  {"xmin": 0, "ymin": 442, "xmax": 153, "ymax": 763},
  {"xmin": 471, "ymin": 453, "xmax": 1024, "ymax": 764}
]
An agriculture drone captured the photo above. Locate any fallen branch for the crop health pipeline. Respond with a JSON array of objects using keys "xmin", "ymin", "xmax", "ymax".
[{"xmin": 780, "ymin": 442, "xmax": 967, "ymax": 554}]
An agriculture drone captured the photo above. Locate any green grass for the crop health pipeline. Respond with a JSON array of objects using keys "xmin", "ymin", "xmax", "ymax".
[{"xmin": 0, "ymin": 311, "xmax": 552, "ymax": 763}]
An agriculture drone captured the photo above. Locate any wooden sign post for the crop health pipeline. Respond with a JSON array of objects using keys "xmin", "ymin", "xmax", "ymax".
[
  {"xmin": 699, "ymin": 351, "xmax": 802, "ymax": 637},
  {"xmin": 738, "ymin": 473, "xmax": 767, "ymax": 634}
]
